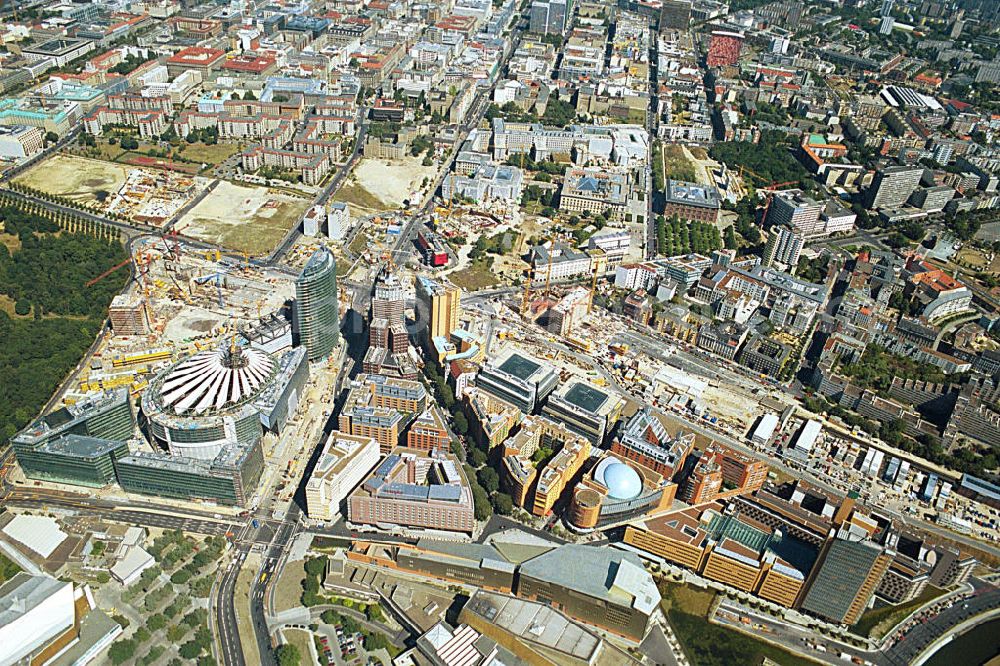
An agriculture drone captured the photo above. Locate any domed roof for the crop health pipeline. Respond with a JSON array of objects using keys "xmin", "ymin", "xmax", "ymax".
[
  {"xmin": 157, "ymin": 346, "xmax": 275, "ymax": 415},
  {"xmin": 599, "ymin": 461, "xmax": 643, "ymax": 500}
]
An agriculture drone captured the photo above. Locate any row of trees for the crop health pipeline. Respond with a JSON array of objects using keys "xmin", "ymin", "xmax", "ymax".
[{"xmin": 656, "ymin": 215, "xmax": 723, "ymax": 257}]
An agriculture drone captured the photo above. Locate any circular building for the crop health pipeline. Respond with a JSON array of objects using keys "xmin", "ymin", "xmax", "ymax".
[
  {"xmin": 568, "ymin": 455, "xmax": 675, "ymax": 532},
  {"xmin": 142, "ymin": 345, "xmax": 277, "ymax": 460},
  {"xmin": 598, "ymin": 460, "xmax": 643, "ymax": 500}
]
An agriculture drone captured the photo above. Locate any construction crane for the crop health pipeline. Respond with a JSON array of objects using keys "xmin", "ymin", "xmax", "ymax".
[
  {"xmin": 543, "ymin": 246, "xmax": 554, "ymax": 298},
  {"xmin": 737, "ymin": 166, "xmax": 799, "ymax": 223},
  {"xmin": 194, "ymin": 271, "xmax": 227, "ymax": 308},
  {"xmin": 85, "ymin": 256, "xmax": 134, "ymax": 287},
  {"xmin": 588, "ymin": 259, "xmax": 600, "ymax": 314}
]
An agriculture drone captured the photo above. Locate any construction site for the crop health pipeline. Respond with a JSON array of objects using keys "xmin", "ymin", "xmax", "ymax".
[{"xmin": 64, "ymin": 233, "xmax": 300, "ymax": 405}]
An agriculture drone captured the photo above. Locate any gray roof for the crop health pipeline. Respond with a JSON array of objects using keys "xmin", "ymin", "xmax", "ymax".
[{"xmin": 518, "ymin": 544, "xmax": 660, "ymax": 614}]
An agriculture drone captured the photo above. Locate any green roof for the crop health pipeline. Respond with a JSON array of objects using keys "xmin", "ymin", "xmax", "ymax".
[
  {"xmin": 564, "ymin": 382, "xmax": 609, "ymax": 413},
  {"xmin": 499, "ymin": 353, "xmax": 541, "ymax": 380}
]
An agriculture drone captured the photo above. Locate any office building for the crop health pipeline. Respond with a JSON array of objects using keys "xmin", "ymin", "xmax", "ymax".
[
  {"xmin": 338, "ymin": 381, "xmax": 410, "ymax": 454},
  {"xmin": 663, "ymin": 253, "xmax": 713, "ymax": 290},
  {"xmin": 623, "ymin": 504, "xmax": 817, "ymax": 608},
  {"xmin": 768, "ymin": 190, "xmax": 824, "ymax": 237},
  {"xmin": 798, "ymin": 526, "xmax": 894, "ymax": 625},
  {"xmin": 611, "ymin": 407, "xmax": 694, "ymax": 478},
  {"xmin": 529, "ymin": 0, "xmax": 569, "ymax": 35},
  {"xmin": 475, "ymin": 347, "xmax": 559, "ymax": 413},
  {"xmin": 12, "ymin": 389, "xmax": 135, "ymax": 487},
  {"xmin": 660, "ymin": 0, "xmax": 692, "ymax": 30},
  {"xmin": 680, "ymin": 444, "xmax": 769, "ymax": 504},
  {"xmin": 108, "ymin": 294, "xmax": 149, "ymax": 335},
  {"xmin": 416, "ymin": 276, "xmax": 462, "ymax": 342},
  {"xmin": 294, "ymin": 247, "xmax": 340, "ymax": 361},
  {"xmin": 541, "ymin": 380, "xmax": 625, "ymax": 445},
  {"xmin": 529, "ymin": 434, "xmax": 590, "ymax": 516},
  {"xmin": 369, "ymin": 269, "xmax": 407, "ymax": 352},
  {"xmin": 305, "ymin": 431, "xmax": 380, "ymax": 521},
  {"xmin": 559, "ymin": 168, "xmax": 629, "ymax": 221},
  {"xmin": 406, "ymin": 408, "xmax": 451, "ymax": 451},
  {"xmin": 348, "ymin": 448, "xmax": 475, "ymax": 534},
  {"xmin": 663, "ymin": 180, "xmax": 721, "ymax": 224},
  {"xmin": 0, "ymin": 124, "xmax": 45, "ymax": 159},
  {"xmin": 465, "ymin": 387, "xmax": 522, "ymax": 450},
  {"xmin": 568, "ymin": 453, "xmax": 676, "ymax": 531},
  {"xmin": 707, "ymin": 31, "xmax": 744, "ymax": 67},
  {"xmin": 864, "ymin": 166, "xmax": 922, "ymax": 211},
  {"xmin": 763, "ymin": 224, "xmax": 805, "ymax": 269},
  {"xmin": 114, "ymin": 440, "xmax": 265, "ymax": 506}
]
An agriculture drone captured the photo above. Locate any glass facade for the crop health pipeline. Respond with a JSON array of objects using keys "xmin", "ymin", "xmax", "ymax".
[
  {"xmin": 11, "ymin": 390, "xmax": 135, "ymax": 488},
  {"xmin": 17, "ymin": 436, "xmax": 127, "ymax": 488},
  {"xmin": 294, "ymin": 248, "xmax": 339, "ymax": 361}
]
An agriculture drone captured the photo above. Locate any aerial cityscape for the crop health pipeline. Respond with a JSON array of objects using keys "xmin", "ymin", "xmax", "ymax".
[{"xmin": 1, "ymin": 0, "xmax": 999, "ymax": 665}]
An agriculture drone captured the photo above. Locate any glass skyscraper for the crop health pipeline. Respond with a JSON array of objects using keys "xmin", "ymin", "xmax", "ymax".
[{"xmin": 295, "ymin": 247, "xmax": 339, "ymax": 361}]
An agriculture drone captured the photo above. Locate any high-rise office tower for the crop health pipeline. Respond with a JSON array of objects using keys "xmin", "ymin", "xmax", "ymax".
[
  {"xmin": 864, "ymin": 166, "xmax": 922, "ymax": 211},
  {"xmin": 768, "ymin": 189, "xmax": 824, "ymax": 237},
  {"xmin": 763, "ymin": 223, "xmax": 806, "ymax": 268},
  {"xmin": 369, "ymin": 270, "xmax": 408, "ymax": 353},
  {"xmin": 415, "ymin": 276, "xmax": 461, "ymax": 341},
  {"xmin": 294, "ymin": 247, "xmax": 339, "ymax": 361},
  {"xmin": 529, "ymin": 0, "xmax": 568, "ymax": 35},
  {"xmin": 797, "ymin": 528, "xmax": 893, "ymax": 625},
  {"xmin": 660, "ymin": 0, "xmax": 692, "ymax": 30}
]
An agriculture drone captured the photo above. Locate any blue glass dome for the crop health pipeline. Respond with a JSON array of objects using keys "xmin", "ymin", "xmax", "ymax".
[{"xmin": 601, "ymin": 462, "xmax": 642, "ymax": 500}]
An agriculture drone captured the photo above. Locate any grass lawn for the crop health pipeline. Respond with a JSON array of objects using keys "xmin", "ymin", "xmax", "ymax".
[
  {"xmin": 668, "ymin": 609, "xmax": 821, "ymax": 666},
  {"xmin": 274, "ymin": 560, "xmax": 306, "ymax": 613},
  {"xmin": 851, "ymin": 586, "xmax": 946, "ymax": 639},
  {"xmin": 284, "ymin": 628, "xmax": 316, "ymax": 665},
  {"xmin": 449, "ymin": 260, "xmax": 499, "ymax": 291},
  {"xmin": 662, "ymin": 144, "xmax": 699, "ymax": 182},
  {"xmin": 0, "ymin": 551, "xmax": 21, "ymax": 584},
  {"xmin": 177, "ymin": 142, "xmax": 241, "ymax": 166},
  {"xmin": 660, "ymin": 580, "xmax": 820, "ymax": 666},
  {"xmin": 333, "ymin": 181, "xmax": 385, "ymax": 211}
]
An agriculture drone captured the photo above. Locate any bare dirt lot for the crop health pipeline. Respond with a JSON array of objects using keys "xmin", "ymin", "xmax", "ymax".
[
  {"xmin": 351, "ymin": 156, "xmax": 437, "ymax": 209},
  {"xmin": 14, "ymin": 154, "xmax": 129, "ymax": 204},
  {"xmin": 175, "ymin": 180, "xmax": 309, "ymax": 255}
]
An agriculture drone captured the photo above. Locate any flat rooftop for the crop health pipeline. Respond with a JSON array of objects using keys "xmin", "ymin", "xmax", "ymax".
[
  {"xmin": 563, "ymin": 382, "xmax": 610, "ymax": 413},
  {"xmin": 498, "ymin": 353, "xmax": 542, "ymax": 381}
]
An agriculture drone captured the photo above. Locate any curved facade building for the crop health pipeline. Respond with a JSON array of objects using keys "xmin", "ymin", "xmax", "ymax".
[
  {"xmin": 568, "ymin": 454, "xmax": 676, "ymax": 532},
  {"xmin": 142, "ymin": 346, "xmax": 278, "ymax": 460},
  {"xmin": 295, "ymin": 247, "xmax": 339, "ymax": 361}
]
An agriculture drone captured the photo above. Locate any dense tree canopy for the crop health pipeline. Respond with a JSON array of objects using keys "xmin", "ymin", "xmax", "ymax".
[{"xmin": 0, "ymin": 205, "xmax": 127, "ymax": 442}]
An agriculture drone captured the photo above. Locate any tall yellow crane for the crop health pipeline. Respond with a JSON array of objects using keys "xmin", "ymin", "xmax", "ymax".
[{"xmin": 588, "ymin": 260, "xmax": 600, "ymax": 313}]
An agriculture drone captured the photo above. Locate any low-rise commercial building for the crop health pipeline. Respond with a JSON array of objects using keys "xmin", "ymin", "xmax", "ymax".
[
  {"xmin": 348, "ymin": 448, "xmax": 475, "ymax": 534},
  {"xmin": 305, "ymin": 431, "xmax": 380, "ymax": 521},
  {"xmin": 568, "ymin": 453, "xmax": 677, "ymax": 531},
  {"xmin": 663, "ymin": 180, "xmax": 721, "ymax": 224}
]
